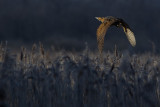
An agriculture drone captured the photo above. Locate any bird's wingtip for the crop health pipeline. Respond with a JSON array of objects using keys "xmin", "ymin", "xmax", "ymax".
[{"xmin": 132, "ymin": 42, "xmax": 136, "ymax": 47}]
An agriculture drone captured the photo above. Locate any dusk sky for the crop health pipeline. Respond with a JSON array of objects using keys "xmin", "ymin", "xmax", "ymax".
[{"xmin": 0, "ymin": 0, "xmax": 160, "ymax": 52}]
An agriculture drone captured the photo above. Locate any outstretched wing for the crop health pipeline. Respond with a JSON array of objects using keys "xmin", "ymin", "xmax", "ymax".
[
  {"xmin": 122, "ymin": 26, "xmax": 136, "ymax": 47},
  {"xmin": 96, "ymin": 18, "xmax": 117, "ymax": 54},
  {"xmin": 120, "ymin": 20, "xmax": 136, "ymax": 47}
]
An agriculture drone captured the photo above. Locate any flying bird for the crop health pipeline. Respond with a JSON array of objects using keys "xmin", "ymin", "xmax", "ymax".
[{"xmin": 95, "ymin": 16, "xmax": 136, "ymax": 54}]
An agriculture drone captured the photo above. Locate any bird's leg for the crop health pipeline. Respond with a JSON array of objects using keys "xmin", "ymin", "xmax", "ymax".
[{"xmin": 99, "ymin": 52, "xmax": 104, "ymax": 64}]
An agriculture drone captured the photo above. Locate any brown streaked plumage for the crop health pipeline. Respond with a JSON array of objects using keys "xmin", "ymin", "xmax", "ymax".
[{"xmin": 95, "ymin": 16, "xmax": 136, "ymax": 55}]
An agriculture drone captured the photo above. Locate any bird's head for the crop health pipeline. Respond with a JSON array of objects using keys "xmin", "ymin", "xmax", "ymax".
[{"xmin": 95, "ymin": 17, "xmax": 106, "ymax": 23}]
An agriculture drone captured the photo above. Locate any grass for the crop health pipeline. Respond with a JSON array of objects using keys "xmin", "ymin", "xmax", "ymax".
[{"xmin": 0, "ymin": 42, "xmax": 160, "ymax": 107}]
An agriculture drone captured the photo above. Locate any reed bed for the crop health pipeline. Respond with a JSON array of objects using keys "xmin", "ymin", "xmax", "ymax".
[{"xmin": 0, "ymin": 42, "xmax": 160, "ymax": 107}]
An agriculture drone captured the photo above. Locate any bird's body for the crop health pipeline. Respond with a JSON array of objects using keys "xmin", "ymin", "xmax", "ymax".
[{"xmin": 95, "ymin": 16, "xmax": 136, "ymax": 55}]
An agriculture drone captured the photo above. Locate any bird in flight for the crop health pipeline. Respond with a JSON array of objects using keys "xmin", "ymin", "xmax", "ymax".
[{"xmin": 95, "ymin": 16, "xmax": 136, "ymax": 54}]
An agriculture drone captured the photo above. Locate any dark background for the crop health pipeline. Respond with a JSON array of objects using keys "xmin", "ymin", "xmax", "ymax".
[{"xmin": 0, "ymin": 0, "xmax": 160, "ymax": 52}]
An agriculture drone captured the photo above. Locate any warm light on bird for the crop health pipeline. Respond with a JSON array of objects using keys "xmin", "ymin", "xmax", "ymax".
[{"xmin": 95, "ymin": 16, "xmax": 136, "ymax": 55}]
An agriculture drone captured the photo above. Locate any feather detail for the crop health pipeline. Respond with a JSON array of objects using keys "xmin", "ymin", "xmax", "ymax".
[
  {"xmin": 123, "ymin": 27, "xmax": 136, "ymax": 47},
  {"xmin": 95, "ymin": 16, "xmax": 136, "ymax": 59},
  {"xmin": 96, "ymin": 18, "xmax": 116, "ymax": 54}
]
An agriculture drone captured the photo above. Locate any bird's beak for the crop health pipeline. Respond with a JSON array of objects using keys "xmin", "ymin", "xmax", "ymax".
[
  {"xmin": 95, "ymin": 17, "xmax": 100, "ymax": 20},
  {"xmin": 95, "ymin": 17, "xmax": 103, "ymax": 22}
]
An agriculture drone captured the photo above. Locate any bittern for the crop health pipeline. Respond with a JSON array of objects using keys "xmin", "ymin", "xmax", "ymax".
[{"xmin": 95, "ymin": 16, "xmax": 136, "ymax": 55}]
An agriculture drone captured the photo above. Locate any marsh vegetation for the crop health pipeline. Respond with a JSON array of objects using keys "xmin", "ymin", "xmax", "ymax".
[{"xmin": 0, "ymin": 42, "xmax": 160, "ymax": 107}]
